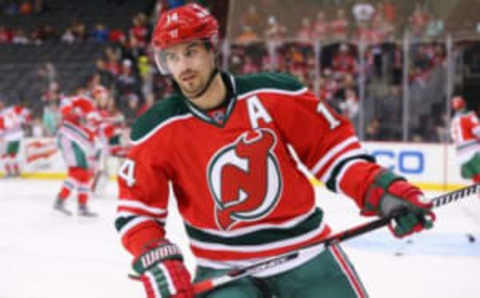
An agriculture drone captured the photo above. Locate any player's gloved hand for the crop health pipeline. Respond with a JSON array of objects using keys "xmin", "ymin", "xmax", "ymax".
[
  {"xmin": 362, "ymin": 170, "xmax": 436, "ymax": 238},
  {"xmin": 131, "ymin": 240, "xmax": 194, "ymax": 298}
]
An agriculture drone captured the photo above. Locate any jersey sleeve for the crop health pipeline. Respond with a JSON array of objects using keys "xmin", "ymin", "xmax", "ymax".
[
  {"xmin": 267, "ymin": 83, "xmax": 383, "ymax": 208},
  {"xmin": 115, "ymin": 145, "xmax": 171, "ymax": 257}
]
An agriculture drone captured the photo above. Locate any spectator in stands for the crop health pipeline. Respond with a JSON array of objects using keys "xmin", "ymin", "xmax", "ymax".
[
  {"xmin": 425, "ymin": 16, "xmax": 444, "ymax": 38},
  {"xmin": 266, "ymin": 16, "xmax": 288, "ymax": 43},
  {"xmin": 391, "ymin": 40, "xmax": 403, "ymax": 87},
  {"xmin": 129, "ymin": 14, "xmax": 148, "ymax": 48},
  {"xmin": 330, "ymin": 8, "xmax": 349, "ymax": 41},
  {"xmin": 296, "ymin": 17, "xmax": 313, "ymax": 43},
  {"xmin": 92, "ymin": 23, "xmax": 109, "ymax": 43},
  {"xmin": 0, "ymin": 26, "xmax": 12, "ymax": 43},
  {"xmin": 332, "ymin": 43, "xmax": 357, "ymax": 79},
  {"xmin": 409, "ymin": 2, "xmax": 430, "ymax": 38},
  {"xmin": 19, "ymin": 1, "xmax": 33, "ymax": 15},
  {"xmin": 95, "ymin": 58, "xmax": 115, "ymax": 87},
  {"xmin": 339, "ymin": 88, "xmax": 359, "ymax": 124},
  {"xmin": 104, "ymin": 47, "xmax": 121, "ymax": 76},
  {"xmin": 123, "ymin": 34, "xmax": 144, "ymax": 62},
  {"xmin": 319, "ymin": 68, "xmax": 339, "ymax": 103},
  {"xmin": 382, "ymin": 0, "xmax": 397, "ymax": 24},
  {"xmin": 365, "ymin": 118, "xmax": 381, "ymax": 140},
  {"xmin": 235, "ymin": 25, "xmax": 259, "ymax": 44},
  {"xmin": 338, "ymin": 73, "xmax": 358, "ymax": 97},
  {"xmin": 122, "ymin": 92, "xmax": 140, "ymax": 124},
  {"xmin": 312, "ymin": 11, "xmax": 330, "ymax": 42},
  {"xmin": 12, "ymin": 29, "xmax": 29, "ymax": 44},
  {"xmin": 241, "ymin": 4, "xmax": 263, "ymax": 35},
  {"xmin": 242, "ymin": 55, "xmax": 260, "ymax": 74},
  {"xmin": 71, "ymin": 20, "xmax": 87, "ymax": 42},
  {"xmin": 109, "ymin": 28, "xmax": 126, "ymax": 44},
  {"xmin": 138, "ymin": 55, "xmax": 154, "ymax": 96},
  {"xmin": 61, "ymin": 27, "xmax": 75, "ymax": 44},
  {"xmin": 116, "ymin": 59, "xmax": 140, "ymax": 95}
]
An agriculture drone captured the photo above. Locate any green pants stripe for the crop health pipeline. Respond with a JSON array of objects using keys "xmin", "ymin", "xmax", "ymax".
[
  {"xmin": 6, "ymin": 141, "xmax": 20, "ymax": 155},
  {"xmin": 57, "ymin": 134, "xmax": 89, "ymax": 169},
  {"xmin": 461, "ymin": 153, "xmax": 480, "ymax": 179}
]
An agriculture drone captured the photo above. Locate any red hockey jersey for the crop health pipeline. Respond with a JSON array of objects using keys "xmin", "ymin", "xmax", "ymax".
[
  {"xmin": 116, "ymin": 72, "xmax": 381, "ymax": 266},
  {"xmin": 451, "ymin": 111, "xmax": 480, "ymax": 163},
  {"xmin": 1, "ymin": 105, "xmax": 31, "ymax": 140},
  {"xmin": 59, "ymin": 95, "xmax": 98, "ymax": 142}
]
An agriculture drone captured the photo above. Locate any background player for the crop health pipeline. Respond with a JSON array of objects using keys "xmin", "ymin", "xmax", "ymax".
[
  {"xmin": 0, "ymin": 99, "xmax": 31, "ymax": 178},
  {"xmin": 450, "ymin": 95, "xmax": 480, "ymax": 189},
  {"xmin": 116, "ymin": 3, "xmax": 435, "ymax": 298},
  {"xmin": 53, "ymin": 91, "xmax": 99, "ymax": 217}
]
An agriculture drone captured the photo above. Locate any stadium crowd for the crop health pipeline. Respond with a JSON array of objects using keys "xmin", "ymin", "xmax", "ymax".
[{"xmin": 0, "ymin": 0, "xmax": 459, "ymax": 143}]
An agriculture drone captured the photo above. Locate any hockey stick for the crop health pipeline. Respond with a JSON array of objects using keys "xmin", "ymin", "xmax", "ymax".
[{"xmin": 192, "ymin": 183, "xmax": 480, "ymax": 294}]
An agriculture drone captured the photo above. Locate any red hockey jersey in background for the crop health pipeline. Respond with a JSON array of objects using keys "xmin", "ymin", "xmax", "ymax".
[{"xmin": 451, "ymin": 111, "xmax": 480, "ymax": 164}]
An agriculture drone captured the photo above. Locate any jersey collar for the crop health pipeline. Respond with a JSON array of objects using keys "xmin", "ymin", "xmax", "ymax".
[{"xmin": 182, "ymin": 72, "xmax": 237, "ymax": 128}]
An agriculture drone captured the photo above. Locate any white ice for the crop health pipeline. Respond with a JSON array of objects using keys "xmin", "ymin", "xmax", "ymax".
[{"xmin": 1, "ymin": 179, "xmax": 480, "ymax": 298}]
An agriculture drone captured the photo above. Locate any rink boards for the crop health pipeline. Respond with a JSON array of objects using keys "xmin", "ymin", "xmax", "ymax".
[{"xmin": 0, "ymin": 137, "xmax": 469, "ymax": 190}]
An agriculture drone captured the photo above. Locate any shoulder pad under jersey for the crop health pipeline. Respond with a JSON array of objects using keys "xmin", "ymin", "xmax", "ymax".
[
  {"xmin": 130, "ymin": 94, "xmax": 189, "ymax": 143},
  {"xmin": 234, "ymin": 72, "xmax": 305, "ymax": 96}
]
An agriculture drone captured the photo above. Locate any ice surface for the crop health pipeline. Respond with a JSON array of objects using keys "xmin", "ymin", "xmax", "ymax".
[{"xmin": 1, "ymin": 179, "xmax": 479, "ymax": 298}]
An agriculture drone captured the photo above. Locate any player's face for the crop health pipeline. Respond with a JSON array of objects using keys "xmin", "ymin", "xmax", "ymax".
[{"xmin": 164, "ymin": 41, "xmax": 215, "ymax": 100}]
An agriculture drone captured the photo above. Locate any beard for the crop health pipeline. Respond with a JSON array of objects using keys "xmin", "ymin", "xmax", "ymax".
[
  {"xmin": 176, "ymin": 69, "xmax": 209, "ymax": 99},
  {"xmin": 178, "ymin": 78, "xmax": 205, "ymax": 99}
]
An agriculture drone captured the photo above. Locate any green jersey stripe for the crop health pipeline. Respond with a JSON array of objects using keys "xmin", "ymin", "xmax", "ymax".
[{"xmin": 185, "ymin": 208, "xmax": 324, "ymax": 246}]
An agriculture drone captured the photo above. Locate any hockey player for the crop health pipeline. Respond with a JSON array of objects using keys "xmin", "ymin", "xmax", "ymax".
[
  {"xmin": 53, "ymin": 93, "xmax": 99, "ymax": 217},
  {"xmin": 450, "ymin": 96, "xmax": 480, "ymax": 187},
  {"xmin": 0, "ymin": 100, "xmax": 31, "ymax": 178},
  {"xmin": 90, "ymin": 85, "xmax": 128, "ymax": 196},
  {"xmin": 116, "ymin": 4, "xmax": 435, "ymax": 298}
]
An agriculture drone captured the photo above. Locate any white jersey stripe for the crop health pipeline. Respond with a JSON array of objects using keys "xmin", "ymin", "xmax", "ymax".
[
  {"xmin": 117, "ymin": 200, "xmax": 167, "ymax": 216},
  {"xmin": 189, "ymin": 221, "xmax": 327, "ymax": 252},
  {"xmin": 319, "ymin": 148, "xmax": 367, "ymax": 183},
  {"xmin": 310, "ymin": 136, "xmax": 359, "ymax": 175},
  {"xmin": 116, "ymin": 211, "xmax": 166, "ymax": 222},
  {"xmin": 237, "ymin": 87, "xmax": 309, "ymax": 101}
]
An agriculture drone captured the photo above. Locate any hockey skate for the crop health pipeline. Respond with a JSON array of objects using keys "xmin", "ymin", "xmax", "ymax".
[
  {"xmin": 53, "ymin": 197, "xmax": 72, "ymax": 216},
  {"xmin": 78, "ymin": 204, "xmax": 98, "ymax": 217}
]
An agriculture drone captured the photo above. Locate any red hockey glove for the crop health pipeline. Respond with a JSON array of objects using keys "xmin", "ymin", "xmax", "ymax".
[
  {"xmin": 131, "ymin": 240, "xmax": 194, "ymax": 298},
  {"xmin": 363, "ymin": 170, "xmax": 436, "ymax": 238}
]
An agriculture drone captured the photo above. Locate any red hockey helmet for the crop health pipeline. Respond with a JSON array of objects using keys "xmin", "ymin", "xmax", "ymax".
[
  {"xmin": 451, "ymin": 96, "xmax": 466, "ymax": 111},
  {"xmin": 151, "ymin": 3, "xmax": 219, "ymax": 74}
]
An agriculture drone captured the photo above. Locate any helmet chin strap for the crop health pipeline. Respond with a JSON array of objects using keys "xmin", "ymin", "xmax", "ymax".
[{"xmin": 188, "ymin": 66, "xmax": 219, "ymax": 100}]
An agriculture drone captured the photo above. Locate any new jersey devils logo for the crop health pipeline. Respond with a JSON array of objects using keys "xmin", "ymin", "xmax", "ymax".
[{"xmin": 207, "ymin": 128, "xmax": 283, "ymax": 231}]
